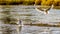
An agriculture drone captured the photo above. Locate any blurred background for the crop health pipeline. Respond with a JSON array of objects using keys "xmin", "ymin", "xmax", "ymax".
[{"xmin": 0, "ymin": 0, "xmax": 60, "ymax": 34}]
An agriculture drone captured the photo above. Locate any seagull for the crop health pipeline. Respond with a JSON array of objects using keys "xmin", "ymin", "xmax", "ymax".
[
  {"xmin": 34, "ymin": 4, "xmax": 54, "ymax": 14},
  {"xmin": 17, "ymin": 19, "xmax": 24, "ymax": 26},
  {"xmin": 16, "ymin": 19, "xmax": 24, "ymax": 34}
]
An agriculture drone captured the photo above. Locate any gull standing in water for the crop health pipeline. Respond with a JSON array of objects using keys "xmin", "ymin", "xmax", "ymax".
[
  {"xmin": 16, "ymin": 19, "xmax": 24, "ymax": 34},
  {"xmin": 17, "ymin": 20, "xmax": 24, "ymax": 26},
  {"xmin": 34, "ymin": 4, "xmax": 54, "ymax": 14}
]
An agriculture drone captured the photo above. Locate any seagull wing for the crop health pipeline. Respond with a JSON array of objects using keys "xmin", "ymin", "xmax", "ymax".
[
  {"xmin": 35, "ymin": 7, "xmax": 46, "ymax": 14},
  {"xmin": 37, "ymin": 7, "xmax": 44, "ymax": 11},
  {"xmin": 46, "ymin": 6, "xmax": 51, "ymax": 11}
]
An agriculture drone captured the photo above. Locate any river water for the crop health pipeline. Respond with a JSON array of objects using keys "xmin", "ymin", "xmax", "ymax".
[{"xmin": 0, "ymin": 5, "xmax": 60, "ymax": 34}]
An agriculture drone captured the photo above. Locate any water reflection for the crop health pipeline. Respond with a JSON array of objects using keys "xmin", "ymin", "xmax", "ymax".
[
  {"xmin": 0, "ymin": 24, "xmax": 22, "ymax": 34},
  {"xmin": 21, "ymin": 25, "xmax": 60, "ymax": 34},
  {"xmin": 1, "ymin": 26, "xmax": 13, "ymax": 34}
]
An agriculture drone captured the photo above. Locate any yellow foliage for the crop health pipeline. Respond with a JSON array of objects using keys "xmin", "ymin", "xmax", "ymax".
[
  {"xmin": 46, "ymin": 0, "xmax": 53, "ymax": 6},
  {"xmin": 23, "ymin": 0, "xmax": 35, "ymax": 5},
  {"xmin": 0, "ymin": 0, "xmax": 60, "ymax": 6},
  {"xmin": 41, "ymin": 0, "xmax": 46, "ymax": 5},
  {"xmin": 35, "ymin": 0, "xmax": 42, "ymax": 5},
  {"xmin": 41, "ymin": 0, "xmax": 60, "ymax": 6}
]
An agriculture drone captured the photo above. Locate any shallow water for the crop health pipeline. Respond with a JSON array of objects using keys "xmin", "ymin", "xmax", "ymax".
[
  {"xmin": 8, "ymin": 5, "xmax": 60, "ymax": 24},
  {"xmin": 0, "ymin": 5, "xmax": 60, "ymax": 34}
]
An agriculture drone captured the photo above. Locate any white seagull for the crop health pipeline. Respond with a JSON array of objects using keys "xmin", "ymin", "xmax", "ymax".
[{"xmin": 34, "ymin": 4, "xmax": 54, "ymax": 14}]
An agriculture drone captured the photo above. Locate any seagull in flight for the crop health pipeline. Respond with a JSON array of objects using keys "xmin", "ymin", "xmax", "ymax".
[{"xmin": 34, "ymin": 4, "xmax": 54, "ymax": 14}]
